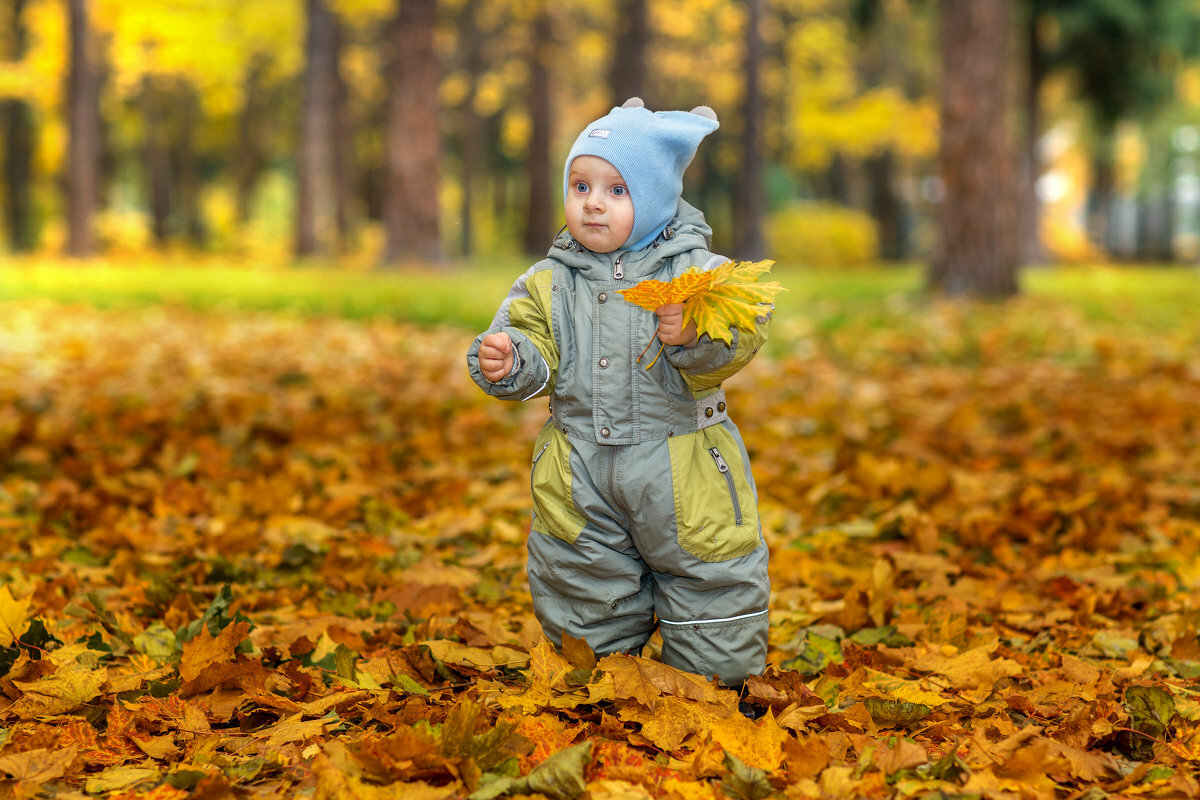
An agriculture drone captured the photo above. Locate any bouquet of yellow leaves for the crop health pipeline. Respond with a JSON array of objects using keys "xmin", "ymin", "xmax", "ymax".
[{"xmin": 617, "ymin": 259, "xmax": 786, "ymax": 368}]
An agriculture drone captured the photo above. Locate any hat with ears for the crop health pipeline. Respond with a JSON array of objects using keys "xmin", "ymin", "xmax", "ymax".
[{"xmin": 563, "ymin": 97, "xmax": 719, "ymax": 251}]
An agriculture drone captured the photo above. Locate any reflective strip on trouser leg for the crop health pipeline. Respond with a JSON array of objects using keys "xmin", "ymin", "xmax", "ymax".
[
  {"xmin": 652, "ymin": 543, "xmax": 771, "ymax": 686},
  {"xmin": 616, "ymin": 426, "xmax": 771, "ymax": 685},
  {"xmin": 657, "ymin": 608, "xmax": 769, "ymax": 686}
]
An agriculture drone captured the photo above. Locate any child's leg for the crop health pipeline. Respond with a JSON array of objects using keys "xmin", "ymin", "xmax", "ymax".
[
  {"xmin": 650, "ymin": 547, "xmax": 770, "ymax": 687},
  {"xmin": 528, "ymin": 532, "xmax": 655, "ymax": 656},
  {"xmin": 620, "ymin": 424, "xmax": 771, "ymax": 685},
  {"xmin": 526, "ymin": 427, "xmax": 656, "ymax": 656}
]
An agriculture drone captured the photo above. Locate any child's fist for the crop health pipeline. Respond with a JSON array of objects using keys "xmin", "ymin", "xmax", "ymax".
[
  {"xmin": 478, "ymin": 332, "xmax": 514, "ymax": 382},
  {"xmin": 655, "ymin": 304, "xmax": 697, "ymax": 347}
]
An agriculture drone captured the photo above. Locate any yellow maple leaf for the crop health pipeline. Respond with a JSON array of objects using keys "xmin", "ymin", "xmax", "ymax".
[
  {"xmin": 617, "ymin": 260, "xmax": 786, "ymax": 367},
  {"xmin": 12, "ymin": 664, "xmax": 108, "ymax": 718},
  {"xmin": 0, "ymin": 584, "xmax": 30, "ymax": 647}
]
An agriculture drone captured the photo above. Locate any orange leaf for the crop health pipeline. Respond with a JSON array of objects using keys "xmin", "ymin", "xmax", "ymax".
[{"xmin": 179, "ymin": 620, "xmax": 251, "ymax": 682}]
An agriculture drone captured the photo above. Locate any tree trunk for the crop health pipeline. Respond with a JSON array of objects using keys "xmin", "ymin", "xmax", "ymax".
[
  {"xmin": 296, "ymin": 0, "xmax": 340, "ymax": 257},
  {"xmin": 1088, "ymin": 133, "xmax": 1116, "ymax": 255},
  {"xmin": 732, "ymin": 0, "xmax": 766, "ymax": 260},
  {"xmin": 929, "ymin": 0, "xmax": 1019, "ymax": 297},
  {"xmin": 335, "ymin": 37, "xmax": 354, "ymax": 245},
  {"xmin": 458, "ymin": 0, "xmax": 485, "ymax": 257},
  {"xmin": 66, "ymin": 0, "xmax": 101, "ymax": 258},
  {"xmin": 143, "ymin": 75, "xmax": 171, "ymax": 244},
  {"xmin": 176, "ymin": 82, "xmax": 203, "ymax": 244},
  {"xmin": 1020, "ymin": 7, "xmax": 1047, "ymax": 266},
  {"xmin": 867, "ymin": 151, "xmax": 903, "ymax": 260},
  {"xmin": 609, "ymin": 0, "xmax": 648, "ymax": 106},
  {"xmin": 235, "ymin": 59, "xmax": 267, "ymax": 225},
  {"xmin": 522, "ymin": 4, "xmax": 553, "ymax": 255},
  {"xmin": 382, "ymin": 0, "xmax": 441, "ymax": 264},
  {"xmin": 4, "ymin": 0, "xmax": 35, "ymax": 252}
]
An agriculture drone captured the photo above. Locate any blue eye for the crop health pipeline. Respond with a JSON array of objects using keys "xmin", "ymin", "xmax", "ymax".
[
  {"xmin": 612, "ymin": 185, "xmax": 627, "ymax": 197},
  {"xmin": 575, "ymin": 181, "xmax": 589, "ymax": 193}
]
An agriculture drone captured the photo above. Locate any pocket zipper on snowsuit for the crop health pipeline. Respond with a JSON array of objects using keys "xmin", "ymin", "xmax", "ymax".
[
  {"xmin": 708, "ymin": 447, "xmax": 743, "ymax": 526},
  {"xmin": 531, "ymin": 441, "xmax": 551, "ymax": 494}
]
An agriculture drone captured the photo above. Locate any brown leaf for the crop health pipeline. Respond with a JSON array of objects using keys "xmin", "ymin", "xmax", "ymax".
[
  {"xmin": 180, "ymin": 621, "xmax": 251, "ymax": 682},
  {"xmin": 851, "ymin": 734, "xmax": 927, "ymax": 774},
  {"xmin": 560, "ymin": 632, "xmax": 597, "ymax": 672},
  {"xmin": 596, "ymin": 654, "xmax": 735, "ymax": 709},
  {"xmin": 0, "ymin": 746, "xmax": 79, "ymax": 784},
  {"xmin": 782, "ymin": 734, "xmax": 830, "ymax": 781}
]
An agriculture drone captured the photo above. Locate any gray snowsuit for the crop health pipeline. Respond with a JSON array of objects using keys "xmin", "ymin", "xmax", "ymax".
[{"xmin": 467, "ymin": 200, "xmax": 770, "ymax": 685}]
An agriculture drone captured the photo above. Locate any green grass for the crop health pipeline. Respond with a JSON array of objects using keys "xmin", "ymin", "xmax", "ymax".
[
  {"xmin": 2, "ymin": 255, "xmax": 1198, "ymax": 341},
  {"xmin": 0, "ymin": 255, "xmax": 526, "ymax": 331}
]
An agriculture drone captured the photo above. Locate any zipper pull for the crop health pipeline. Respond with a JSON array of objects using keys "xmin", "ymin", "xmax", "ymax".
[
  {"xmin": 709, "ymin": 447, "xmax": 729, "ymax": 472},
  {"xmin": 614, "ymin": 254, "xmax": 624, "ymax": 280}
]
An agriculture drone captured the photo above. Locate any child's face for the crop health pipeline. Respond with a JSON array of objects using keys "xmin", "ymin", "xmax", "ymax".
[{"xmin": 565, "ymin": 156, "xmax": 634, "ymax": 253}]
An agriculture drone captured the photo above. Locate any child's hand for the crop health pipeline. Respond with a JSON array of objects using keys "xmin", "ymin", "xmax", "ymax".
[
  {"xmin": 478, "ymin": 332, "xmax": 514, "ymax": 382},
  {"xmin": 656, "ymin": 304, "xmax": 697, "ymax": 347}
]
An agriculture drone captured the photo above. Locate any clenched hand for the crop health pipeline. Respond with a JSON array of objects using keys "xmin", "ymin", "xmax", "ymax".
[{"xmin": 478, "ymin": 332, "xmax": 514, "ymax": 382}]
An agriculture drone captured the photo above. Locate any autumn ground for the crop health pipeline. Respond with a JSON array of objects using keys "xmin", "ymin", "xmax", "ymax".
[{"xmin": 1, "ymin": 267, "xmax": 1200, "ymax": 799}]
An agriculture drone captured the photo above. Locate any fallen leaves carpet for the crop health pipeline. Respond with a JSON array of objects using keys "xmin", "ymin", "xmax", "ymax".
[{"xmin": 1, "ymin": 300, "xmax": 1198, "ymax": 799}]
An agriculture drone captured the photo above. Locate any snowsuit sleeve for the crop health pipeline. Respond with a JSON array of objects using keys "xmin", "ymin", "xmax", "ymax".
[
  {"xmin": 662, "ymin": 254, "xmax": 772, "ymax": 394},
  {"xmin": 466, "ymin": 262, "xmax": 559, "ymax": 401}
]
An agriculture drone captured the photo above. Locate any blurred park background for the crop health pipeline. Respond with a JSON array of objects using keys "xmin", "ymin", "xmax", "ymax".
[{"xmin": 2, "ymin": 0, "xmax": 1200, "ymax": 303}]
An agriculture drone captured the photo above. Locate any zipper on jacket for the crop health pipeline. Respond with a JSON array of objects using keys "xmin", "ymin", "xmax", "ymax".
[
  {"xmin": 709, "ymin": 447, "xmax": 743, "ymax": 526},
  {"xmin": 613, "ymin": 254, "xmax": 624, "ymax": 280},
  {"xmin": 531, "ymin": 441, "xmax": 551, "ymax": 495}
]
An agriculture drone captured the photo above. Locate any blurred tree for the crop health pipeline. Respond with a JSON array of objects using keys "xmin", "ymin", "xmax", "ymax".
[
  {"xmin": 1031, "ymin": 0, "xmax": 1200, "ymax": 254},
  {"xmin": 382, "ymin": 0, "xmax": 441, "ymax": 263},
  {"xmin": 138, "ymin": 76, "xmax": 206, "ymax": 246},
  {"xmin": 3, "ymin": 0, "xmax": 36, "ymax": 252},
  {"xmin": 930, "ymin": 0, "xmax": 1019, "ymax": 296},
  {"xmin": 1018, "ymin": 2, "xmax": 1048, "ymax": 265},
  {"xmin": 850, "ymin": 0, "xmax": 932, "ymax": 260},
  {"xmin": 522, "ymin": 1, "xmax": 553, "ymax": 255},
  {"xmin": 455, "ymin": 0, "xmax": 486, "ymax": 257},
  {"xmin": 142, "ymin": 74, "xmax": 170, "ymax": 243},
  {"xmin": 610, "ymin": 0, "xmax": 648, "ymax": 106},
  {"xmin": 235, "ymin": 57, "xmax": 270, "ymax": 225},
  {"xmin": 66, "ymin": 0, "xmax": 101, "ymax": 257},
  {"xmin": 175, "ymin": 82, "xmax": 204, "ymax": 243},
  {"xmin": 297, "ymin": 0, "xmax": 343, "ymax": 257},
  {"xmin": 774, "ymin": 1, "xmax": 937, "ymax": 200},
  {"xmin": 733, "ymin": 0, "xmax": 765, "ymax": 259}
]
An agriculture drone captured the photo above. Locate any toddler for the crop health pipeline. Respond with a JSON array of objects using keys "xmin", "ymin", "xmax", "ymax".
[{"xmin": 466, "ymin": 98, "xmax": 770, "ymax": 686}]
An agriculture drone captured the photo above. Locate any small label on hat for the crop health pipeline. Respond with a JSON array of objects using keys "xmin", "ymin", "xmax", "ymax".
[{"xmin": 589, "ymin": 129, "xmax": 611, "ymax": 139}]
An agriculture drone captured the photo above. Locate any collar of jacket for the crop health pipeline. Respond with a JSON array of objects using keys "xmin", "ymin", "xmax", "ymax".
[{"xmin": 549, "ymin": 199, "xmax": 713, "ymax": 282}]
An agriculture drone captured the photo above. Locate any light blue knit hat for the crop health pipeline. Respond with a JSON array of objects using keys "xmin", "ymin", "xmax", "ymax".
[{"xmin": 563, "ymin": 98, "xmax": 719, "ymax": 251}]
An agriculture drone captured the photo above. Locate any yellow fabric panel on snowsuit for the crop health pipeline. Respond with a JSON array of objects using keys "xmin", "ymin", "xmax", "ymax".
[
  {"xmin": 529, "ymin": 422, "xmax": 586, "ymax": 543},
  {"xmin": 667, "ymin": 424, "xmax": 761, "ymax": 562},
  {"xmin": 503, "ymin": 265, "xmax": 560, "ymax": 397},
  {"xmin": 672, "ymin": 313, "xmax": 772, "ymax": 396}
]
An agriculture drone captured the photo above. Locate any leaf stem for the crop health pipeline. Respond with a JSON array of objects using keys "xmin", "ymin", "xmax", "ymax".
[
  {"xmin": 633, "ymin": 323, "xmax": 662, "ymax": 364},
  {"xmin": 644, "ymin": 342, "xmax": 666, "ymax": 370},
  {"xmin": 637, "ymin": 324, "xmax": 665, "ymax": 369}
]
